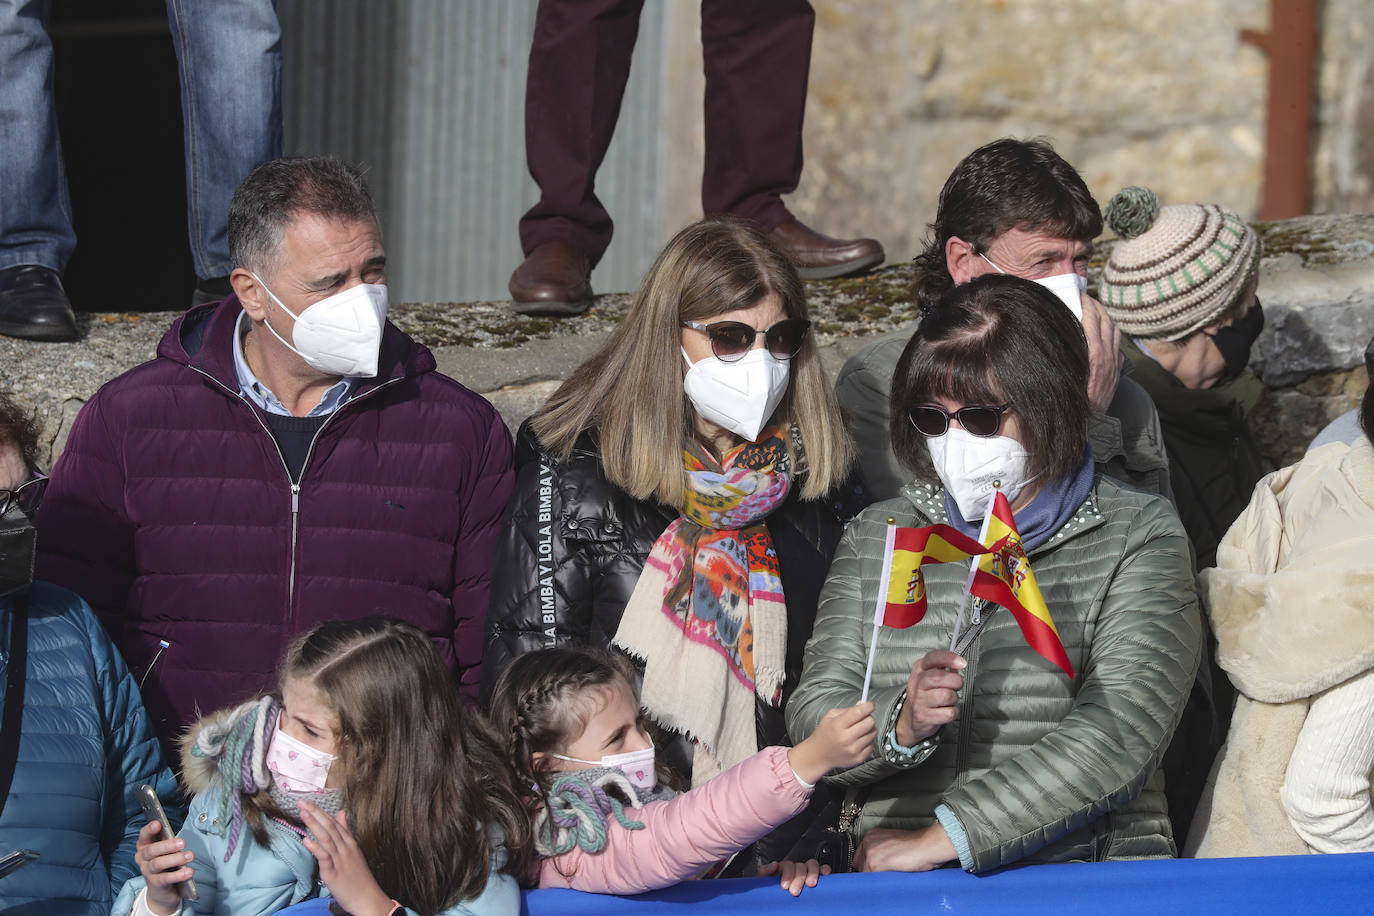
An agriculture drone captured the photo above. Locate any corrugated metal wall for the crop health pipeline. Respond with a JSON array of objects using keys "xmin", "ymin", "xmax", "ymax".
[{"xmin": 279, "ymin": 0, "xmax": 666, "ymax": 304}]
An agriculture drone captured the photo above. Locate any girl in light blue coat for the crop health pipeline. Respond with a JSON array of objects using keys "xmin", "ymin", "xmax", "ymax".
[{"xmin": 116, "ymin": 617, "xmax": 533, "ymax": 916}]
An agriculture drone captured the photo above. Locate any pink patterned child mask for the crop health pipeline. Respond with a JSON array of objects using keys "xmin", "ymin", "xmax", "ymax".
[{"xmin": 266, "ymin": 714, "xmax": 337, "ymax": 793}]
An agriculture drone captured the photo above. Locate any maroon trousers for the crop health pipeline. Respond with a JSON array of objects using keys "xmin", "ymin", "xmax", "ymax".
[{"xmin": 518, "ymin": 0, "xmax": 814, "ymax": 264}]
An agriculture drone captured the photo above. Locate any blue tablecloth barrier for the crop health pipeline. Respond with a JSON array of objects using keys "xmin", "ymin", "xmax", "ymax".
[{"xmin": 281, "ymin": 852, "xmax": 1374, "ymax": 914}]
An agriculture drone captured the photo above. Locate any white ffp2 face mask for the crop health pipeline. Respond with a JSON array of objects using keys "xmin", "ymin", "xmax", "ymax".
[
  {"xmin": 682, "ymin": 347, "xmax": 790, "ymax": 443},
  {"xmin": 926, "ymin": 426, "xmax": 1037, "ymax": 520},
  {"xmin": 978, "ymin": 253, "xmax": 1086, "ymax": 320},
  {"xmin": 550, "ymin": 745, "xmax": 658, "ymax": 790},
  {"xmin": 1034, "ymin": 272, "xmax": 1088, "ymax": 320},
  {"xmin": 253, "ymin": 273, "xmax": 388, "ymax": 378}
]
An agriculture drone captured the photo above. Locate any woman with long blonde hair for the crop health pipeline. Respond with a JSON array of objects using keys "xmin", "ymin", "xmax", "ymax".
[{"xmin": 481, "ymin": 217, "xmax": 865, "ymax": 864}]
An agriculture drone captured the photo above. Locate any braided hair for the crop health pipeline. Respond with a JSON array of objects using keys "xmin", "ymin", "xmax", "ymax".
[
  {"xmin": 489, "ymin": 647, "xmax": 665, "ymax": 876},
  {"xmin": 488, "ymin": 647, "xmax": 639, "ymax": 803}
]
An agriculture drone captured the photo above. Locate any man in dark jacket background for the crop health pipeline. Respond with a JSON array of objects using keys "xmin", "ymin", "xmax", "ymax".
[
  {"xmin": 835, "ymin": 138, "xmax": 1172, "ymax": 503},
  {"xmin": 35, "ymin": 157, "xmax": 514, "ymax": 756}
]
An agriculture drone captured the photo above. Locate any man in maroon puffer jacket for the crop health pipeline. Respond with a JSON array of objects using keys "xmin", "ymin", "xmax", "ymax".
[{"xmin": 35, "ymin": 157, "xmax": 513, "ymax": 757}]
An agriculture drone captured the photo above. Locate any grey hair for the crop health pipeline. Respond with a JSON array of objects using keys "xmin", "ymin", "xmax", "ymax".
[{"xmin": 228, "ymin": 156, "xmax": 377, "ymax": 276}]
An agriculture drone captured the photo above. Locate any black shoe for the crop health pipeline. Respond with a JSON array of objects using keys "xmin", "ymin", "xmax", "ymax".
[
  {"xmin": 192, "ymin": 275, "xmax": 233, "ymax": 308},
  {"xmin": 0, "ymin": 265, "xmax": 79, "ymax": 342}
]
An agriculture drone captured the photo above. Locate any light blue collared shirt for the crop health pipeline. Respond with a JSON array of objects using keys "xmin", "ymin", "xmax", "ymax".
[{"xmin": 232, "ymin": 310, "xmax": 355, "ymax": 417}]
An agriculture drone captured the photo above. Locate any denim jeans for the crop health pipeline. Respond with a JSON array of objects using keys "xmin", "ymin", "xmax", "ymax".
[
  {"xmin": 0, "ymin": 0, "xmax": 282, "ymax": 278},
  {"xmin": 165, "ymin": 0, "xmax": 283, "ymax": 279}
]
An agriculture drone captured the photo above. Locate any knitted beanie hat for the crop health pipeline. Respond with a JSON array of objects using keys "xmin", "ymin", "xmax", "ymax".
[{"xmin": 1099, "ymin": 187, "xmax": 1260, "ymax": 341}]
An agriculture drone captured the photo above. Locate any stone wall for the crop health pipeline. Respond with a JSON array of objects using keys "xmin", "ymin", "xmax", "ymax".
[
  {"xmin": 3, "ymin": 213, "xmax": 1370, "ymax": 475},
  {"xmin": 661, "ymin": 0, "xmax": 1374, "ymax": 261},
  {"xmin": 1315, "ymin": 0, "xmax": 1374, "ymax": 213}
]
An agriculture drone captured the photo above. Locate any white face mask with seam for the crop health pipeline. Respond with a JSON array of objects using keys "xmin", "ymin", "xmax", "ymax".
[
  {"xmin": 681, "ymin": 347, "xmax": 790, "ymax": 443},
  {"xmin": 252, "ymin": 272, "xmax": 388, "ymax": 378},
  {"xmin": 978, "ymin": 253, "xmax": 1087, "ymax": 319},
  {"xmin": 549, "ymin": 745, "xmax": 657, "ymax": 790},
  {"xmin": 926, "ymin": 426, "xmax": 1038, "ymax": 520}
]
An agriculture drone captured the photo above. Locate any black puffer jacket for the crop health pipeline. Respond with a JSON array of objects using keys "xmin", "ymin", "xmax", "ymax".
[{"xmin": 481, "ymin": 421, "xmax": 870, "ymax": 777}]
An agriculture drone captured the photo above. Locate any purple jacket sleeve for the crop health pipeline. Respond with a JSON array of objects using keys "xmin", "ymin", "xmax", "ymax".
[
  {"xmin": 34, "ymin": 391, "xmax": 137, "ymax": 643},
  {"xmin": 451, "ymin": 405, "xmax": 514, "ymax": 697},
  {"xmin": 537, "ymin": 746, "xmax": 812, "ymax": 894}
]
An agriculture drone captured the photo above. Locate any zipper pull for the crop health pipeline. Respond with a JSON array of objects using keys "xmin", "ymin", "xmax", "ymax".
[
  {"xmin": 139, "ymin": 640, "xmax": 171, "ymax": 691},
  {"xmin": 291, "ymin": 484, "xmax": 300, "ymax": 514}
]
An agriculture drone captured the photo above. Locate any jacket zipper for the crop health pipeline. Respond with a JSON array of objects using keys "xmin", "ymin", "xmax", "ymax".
[
  {"xmin": 1094, "ymin": 813, "xmax": 1116, "ymax": 860},
  {"xmin": 186, "ymin": 364, "xmax": 403, "ymax": 620},
  {"xmin": 952, "ymin": 598, "xmax": 986, "ymax": 787}
]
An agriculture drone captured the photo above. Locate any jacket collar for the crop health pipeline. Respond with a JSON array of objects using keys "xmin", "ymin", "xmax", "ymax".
[
  {"xmin": 900, "ymin": 478, "xmax": 1107, "ymax": 556},
  {"xmin": 1124, "ymin": 338, "xmax": 1261, "ymax": 430},
  {"xmin": 157, "ymin": 295, "xmax": 436, "ymax": 396}
]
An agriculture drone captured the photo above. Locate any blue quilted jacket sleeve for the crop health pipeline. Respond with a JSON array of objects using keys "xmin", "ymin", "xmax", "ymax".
[{"xmin": 81, "ymin": 588, "xmax": 180, "ymax": 886}]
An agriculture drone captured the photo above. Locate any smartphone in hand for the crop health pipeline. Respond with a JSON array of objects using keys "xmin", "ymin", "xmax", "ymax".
[{"xmin": 137, "ymin": 784, "xmax": 199, "ymax": 902}]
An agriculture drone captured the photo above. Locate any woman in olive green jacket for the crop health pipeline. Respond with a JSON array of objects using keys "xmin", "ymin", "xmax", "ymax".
[{"xmin": 788, "ymin": 276, "xmax": 1202, "ymax": 874}]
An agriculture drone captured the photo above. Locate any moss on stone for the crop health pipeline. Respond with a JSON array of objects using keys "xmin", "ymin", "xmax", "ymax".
[{"xmin": 1255, "ymin": 221, "xmax": 1340, "ymax": 264}]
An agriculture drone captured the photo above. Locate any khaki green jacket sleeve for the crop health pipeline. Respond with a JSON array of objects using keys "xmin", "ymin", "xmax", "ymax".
[{"xmin": 833, "ymin": 333, "xmax": 912, "ymax": 502}]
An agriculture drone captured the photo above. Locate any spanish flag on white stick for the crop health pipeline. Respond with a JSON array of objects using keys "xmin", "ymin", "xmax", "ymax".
[
  {"xmin": 859, "ymin": 518, "xmax": 988, "ymax": 701},
  {"xmin": 967, "ymin": 490, "xmax": 1075, "ymax": 680}
]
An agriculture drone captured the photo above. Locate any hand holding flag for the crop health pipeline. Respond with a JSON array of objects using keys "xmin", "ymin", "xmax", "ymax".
[
  {"xmin": 895, "ymin": 649, "xmax": 966, "ymax": 747},
  {"xmin": 859, "ymin": 496, "xmax": 1074, "ymax": 701},
  {"xmin": 860, "ymin": 520, "xmax": 985, "ymax": 701}
]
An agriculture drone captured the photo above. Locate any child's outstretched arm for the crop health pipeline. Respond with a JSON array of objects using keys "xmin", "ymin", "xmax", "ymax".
[
  {"xmin": 540, "ymin": 747, "xmax": 807, "ymax": 894},
  {"xmin": 752, "ymin": 702, "xmax": 875, "ymax": 897},
  {"xmin": 786, "ymin": 701, "xmax": 877, "ymax": 785},
  {"xmin": 539, "ymin": 702, "xmax": 877, "ymax": 895}
]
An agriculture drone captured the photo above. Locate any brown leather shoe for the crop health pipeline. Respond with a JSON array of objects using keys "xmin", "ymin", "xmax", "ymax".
[
  {"xmin": 769, "ymin": 218, "xmax": 885, "ymax": 280},
  {"xmin": 508, "ymin": 240, "xmax": 594, "ymax": 316}
]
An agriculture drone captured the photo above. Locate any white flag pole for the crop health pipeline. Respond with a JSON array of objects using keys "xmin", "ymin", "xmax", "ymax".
[
  {"xmin": 861, "ymin": 519, "xmax": 898, "ymax": 703},
  {"xmin": 948, "ymin": 489, "xmax": 1000, "ymax": 653}
]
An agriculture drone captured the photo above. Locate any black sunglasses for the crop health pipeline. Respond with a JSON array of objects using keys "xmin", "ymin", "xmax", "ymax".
[
  {"xmin": 907, "ymin": 404, "xmax": 1011, "ymax": 438},
  {"xmin": 681, "ymin": 318, "xmax": 811, "ymax": 362},
  {"xmin": 0, "ymin": 472, "xmax": 48, "ymax": 517}
]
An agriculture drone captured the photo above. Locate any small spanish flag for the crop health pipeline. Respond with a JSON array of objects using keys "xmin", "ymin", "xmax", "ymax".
[
  {"xmin": 881, "ymin": 524, "xmax": 988, "ymax": 628},
  {"xmin": 969, "ymin": 491, "xmax": 1075, "ymax": 679}
]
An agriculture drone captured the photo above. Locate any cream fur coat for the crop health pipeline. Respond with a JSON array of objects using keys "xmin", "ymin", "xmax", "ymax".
[{"xmin": 1187, "ymin": 437, "xmax": 1374, "ymax": 856}]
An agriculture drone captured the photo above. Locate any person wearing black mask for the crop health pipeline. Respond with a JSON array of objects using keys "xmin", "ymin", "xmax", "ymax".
[
  {"xmin": 0, "ymin": 392, "xmax": 175, "ymax": 914},
  {"xmin": 1095, "ymin": 187, "xmax": 1270, "ymax": 852},
  {"xmin": 1098, "ymin": 187, "xmax": 1270, "ymax": 571}
]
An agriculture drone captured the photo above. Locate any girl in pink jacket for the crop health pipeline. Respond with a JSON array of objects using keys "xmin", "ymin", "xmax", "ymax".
[{"xmin": 488, "ymin": 647, "xmax": 875, "ymax": 896}]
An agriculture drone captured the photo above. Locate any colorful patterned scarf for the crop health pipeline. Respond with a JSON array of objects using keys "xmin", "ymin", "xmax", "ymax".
[{"xmin": 613, "ymin": 426, "xmax": 791, "ymax": 787}]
